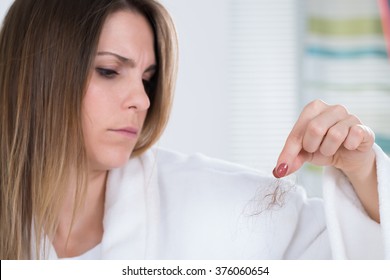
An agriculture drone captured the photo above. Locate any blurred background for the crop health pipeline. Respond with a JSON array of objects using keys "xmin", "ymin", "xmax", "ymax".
[{"xmin": 1, "ymin": 0, "xmax": 390, "ymax": 196}]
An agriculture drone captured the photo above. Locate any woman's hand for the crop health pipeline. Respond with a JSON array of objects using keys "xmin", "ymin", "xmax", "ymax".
[{"xmin": 274, "ymin": 99, "xmax": 379, "ymax": 222}]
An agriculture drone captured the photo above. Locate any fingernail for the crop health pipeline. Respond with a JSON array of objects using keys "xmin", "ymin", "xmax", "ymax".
[{"xmin": 273, "ymin": 163, "xmax": 288, "ymax": 178}]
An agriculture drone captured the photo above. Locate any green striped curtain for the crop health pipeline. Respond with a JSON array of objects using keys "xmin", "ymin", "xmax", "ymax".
[{"xmin": 303, "ymin": 0, "xmax": 390, "ymax": 154}]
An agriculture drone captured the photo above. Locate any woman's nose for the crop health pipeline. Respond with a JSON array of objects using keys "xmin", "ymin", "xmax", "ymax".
[{"xmin": 123, "ymin": 80, "xmax": 151, "ymax": 111}]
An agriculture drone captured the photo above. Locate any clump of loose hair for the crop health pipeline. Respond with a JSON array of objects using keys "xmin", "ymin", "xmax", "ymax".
[{"xmin": 244, "ymin": 177, "xmax": 297, "ymax": 217}]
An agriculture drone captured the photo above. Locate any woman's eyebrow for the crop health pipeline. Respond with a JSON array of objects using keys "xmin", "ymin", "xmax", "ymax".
[
  {"xmin": 97, "ymin": 51, "xmax": 136, "ymax": 67},
  {"xmin": 97, "ymin": 51, "xmax": 156, "ymax": 73}
]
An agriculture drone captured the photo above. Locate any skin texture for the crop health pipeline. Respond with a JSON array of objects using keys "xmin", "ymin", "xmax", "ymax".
[
  {"xmin": 54, "ymin": 10, "xmax": 156, "ymax": 258},
  {"xmin": 274, "ymin": 99, "xmax": 379, "ymax": 222}
]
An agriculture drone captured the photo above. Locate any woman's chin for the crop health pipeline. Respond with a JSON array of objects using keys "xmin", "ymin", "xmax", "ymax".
[{"xmin": 89, "ymin": 152, "xmax": 134, "ymax": 171}]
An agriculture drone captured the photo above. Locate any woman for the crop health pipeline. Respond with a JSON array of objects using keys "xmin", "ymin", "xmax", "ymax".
[{"xmin": 0, "ymin": 0, "xmax": 389, "ymax": 260}]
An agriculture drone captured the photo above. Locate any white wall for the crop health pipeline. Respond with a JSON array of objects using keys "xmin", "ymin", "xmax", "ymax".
[
  {"xmin": 159, "ymin": 0, "xmax": 301, "ymax": 172},
  {"xmin": 0, "ymin": 0, "xmax": 13, "ymax": 22},
  {"xmin": 158, "ymin": 0, "xmax": 230, "ymax": 160}
]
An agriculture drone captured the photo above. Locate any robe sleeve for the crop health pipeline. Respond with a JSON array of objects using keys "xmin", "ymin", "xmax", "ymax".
[{"xmin": 323, "ymin": 144, "xmax": 390, "ymax": 259}]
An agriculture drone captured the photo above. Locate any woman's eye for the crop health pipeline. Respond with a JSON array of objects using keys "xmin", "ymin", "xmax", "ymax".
[{"xmin": 96, "ymin": 67, "xmax": 118, "ymax": 78}]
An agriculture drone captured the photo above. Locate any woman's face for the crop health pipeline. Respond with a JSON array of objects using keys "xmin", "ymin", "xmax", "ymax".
[{"xmin": 82, "ymin": 10, "xmax": 156, "ymax": 171}]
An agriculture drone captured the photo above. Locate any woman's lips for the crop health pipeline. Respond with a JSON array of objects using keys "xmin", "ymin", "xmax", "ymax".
[{"xmin": 109, "ymin": 127, "xmax": 139, "ymax": 139}]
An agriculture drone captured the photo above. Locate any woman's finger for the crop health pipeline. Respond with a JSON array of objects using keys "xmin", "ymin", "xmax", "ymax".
[
  {"xmin": 273, "ymin": 100, "xmax": 328, "ymax": 178},
  {"xmin": 318, "ymin": 114, "xmax": 360, "ymax": 157},
  {"xmin": 302, "ymin": 104, "xmax": 349, "ymax": 154},
  {"xmin": 344, "ymin": 124, "xmax": 375, "ymax": 152}
]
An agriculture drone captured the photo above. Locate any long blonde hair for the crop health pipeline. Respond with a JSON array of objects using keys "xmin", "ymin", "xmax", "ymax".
[{"xmin": 0, "ymin": 0, "xmax": 178, "ymax": 259}]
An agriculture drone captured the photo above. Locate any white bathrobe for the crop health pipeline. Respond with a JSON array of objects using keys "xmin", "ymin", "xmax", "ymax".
[{"xmin": 45, "ymin": 144, "xmax": 390, "ymax": 260}]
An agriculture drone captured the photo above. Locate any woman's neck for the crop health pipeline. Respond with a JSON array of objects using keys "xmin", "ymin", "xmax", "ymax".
[{"xmin": 53, "ymin": 169, "xmax": 108, "ymax": 258}]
